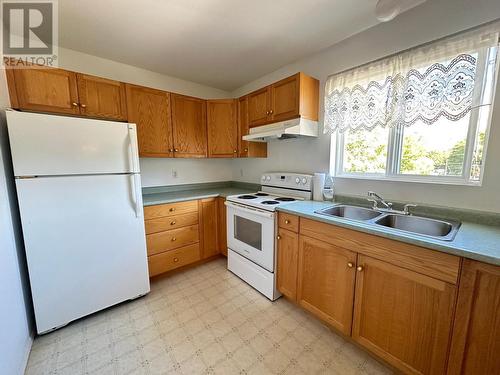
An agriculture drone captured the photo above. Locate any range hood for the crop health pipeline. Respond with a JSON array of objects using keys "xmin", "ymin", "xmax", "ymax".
[{"xmin": 242, "ymin": 118, "xmax": 318, "ymax": 142}]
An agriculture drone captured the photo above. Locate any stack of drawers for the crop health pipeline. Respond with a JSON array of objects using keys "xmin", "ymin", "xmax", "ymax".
[{"xmin": 144, "ymin": 200, "xmax": 201, "ymax": 277}]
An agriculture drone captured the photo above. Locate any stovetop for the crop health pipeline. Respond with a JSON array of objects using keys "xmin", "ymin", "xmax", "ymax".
[{"xmin": 226, "ymin": 192, "xmax": 302, "ymax": 211}]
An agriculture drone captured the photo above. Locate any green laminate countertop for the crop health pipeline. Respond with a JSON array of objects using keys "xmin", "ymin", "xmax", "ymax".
[
  {"xmin": 142, "ymin": 181, "xmax": 258, "ymax": 206},
  {"xmin": 277, "ymin": 201, "xmax": 500, "ymax": 266}
]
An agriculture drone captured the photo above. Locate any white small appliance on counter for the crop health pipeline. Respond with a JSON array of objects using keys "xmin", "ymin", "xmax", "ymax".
[
  {"xmin": 6, "ymin": 110, "xmax": 150, "ymax": 334},
  {"xmin": 225, "ymin": 172, "xmax": 313, "ymax": 300}
]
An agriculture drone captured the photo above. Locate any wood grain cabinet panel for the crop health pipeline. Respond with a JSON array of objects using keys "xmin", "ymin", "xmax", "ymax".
[
  {"xmin": 144, "ymin": 200, "xmax": 198, "ymax": 220},
  {"xmin": 171, "ymin": 94, "xmax": 207, "ymax": 158},
  {"xmin": 278, "ymin": 213, "xmax": 299, "ymax": 232},
  {"xmin": 148, "ymin": 243, "xmax": 200, "ymax": 277},
  {"xmin": 247, "ymin": 86, "xmax": 271, "ymax": 127},
  {"xmin": 217, "ymin": 197, "xmax": 227, "ymax": 256},
  {"xmin": 277, "ymin": 229, "xmax": 299, "ymax": 300},
  {"xmin": 447, "ymin": 260, "xmax": 500, "ymax": 375},
  {"xmin": 271, "ymin": 74, "xmax": 300, "ymax": 122},
  {"xmin": 125, "ymin": 84, "xmax": 173, "ymax": 157},
  {"xmin": 297, "ymin": 235, "xmax": 357, "ymax": 335},
  {"xmin": 237, "ymin": 96, "xmax": 267, "ymax": 158},
  {"xmin": 8, "ymin": 66, "xmax": 80, "ymax": 115},
  {"xmin": 352, "ymin": 255, "xmax": 456, "ymax": 375},
  {"xmin": 145, "ymin": 212, "xmax": 198, "ymax": 235},
  {"xmin": 200, "ymin": 198, "xmax": 219, "ymax": 259},
  {"xmin": 76, "ymin": 74, "xmax": 127, "ymax": 120},
  {"xmin": 146, "ymin": 224, "xmax": 199, "ymax": 256},
  {"xmin": 207, "ymin": 99, "xmax": 238, "ymax": 157}
]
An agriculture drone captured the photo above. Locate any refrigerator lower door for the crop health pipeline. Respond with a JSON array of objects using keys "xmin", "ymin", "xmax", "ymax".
[
  {"xmin": 6, "ymin": 110, "xmax": 140, "ymax": 177},
  {"xmin": 16, "ymin": 174, "xmax": 149, "ymax": 334}
]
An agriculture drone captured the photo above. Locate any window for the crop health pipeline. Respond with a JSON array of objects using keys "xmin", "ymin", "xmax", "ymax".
[{"xmin": 325, "ymin": 24, "xmax": 499, "ymax": 185}]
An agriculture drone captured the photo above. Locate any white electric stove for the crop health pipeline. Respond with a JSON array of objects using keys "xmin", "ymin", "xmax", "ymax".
[{"xmin": 225, "ymin": 172, "xmax": 313, "ymax": 300}]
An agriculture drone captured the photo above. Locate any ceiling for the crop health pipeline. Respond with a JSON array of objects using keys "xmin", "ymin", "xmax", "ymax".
[{"xmin": 59, "ymin": 0, "xmax": 424, "ymax": 91}]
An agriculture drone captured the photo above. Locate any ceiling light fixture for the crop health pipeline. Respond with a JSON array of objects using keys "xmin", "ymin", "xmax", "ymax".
[{"xmin": 375, "ymin": 0, "xmax": 401, "ymax": 22}]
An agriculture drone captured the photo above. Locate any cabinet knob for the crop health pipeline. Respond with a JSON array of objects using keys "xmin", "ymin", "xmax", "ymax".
[
  {"xmin": 170, "ymin": 221, "xmax": 176, "ymax": 225},
  {"xmin": 277, "ymin": 235, "xmax": 281, "ymax": 240},
  {"xmin": 244, "ymin": 148, "xmax": 248, "ymax": 152},
  {"xmin": 168, "ymin": 148, "xmax": 174, "ymax": 153},
  {"xmin": 72, "ymin": 102, "xmax": 78, "ymax": 107},
  {"xmin": 173, "ymin": 257, "xmax": 179, "ymax": 263},
  {"xmin": 174, "ymin": 148, "xmax": 179, "ymax": 152},
  {"xmin": 269, "ymin": 109, "xmax": 273, "ymax": 115},
  {"xmin": 347, "ymin": 262, "xmax": 354, "ymax": 268},
  {"xmin": 171, "ymin": 237, "xmax": 176, "ymax": 242},
  {"xmin": 285, "ymin": 220, "xmax": 290, "ymax": 224},
  {"xmin": 233, "ymin": 150, "xmax": 237, "ymax": 153},
  {"xmin": 266, "ymin": 111, "xmax": 270, "ymax": 115},
  {"xmin": 356, "ymin": 266, "xmax": 364, "ymax": 272},
  {"xmin": 80, "ymin": 103, "xmax": 87, "ymax": 108}
]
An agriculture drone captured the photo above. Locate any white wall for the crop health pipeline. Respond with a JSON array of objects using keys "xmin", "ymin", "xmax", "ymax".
[
  {"xmin": 231, "ymin": 0, "xmax": 500, "ymax": 213},
  {"xmin": 0, "ymin": 70, "xmax": 34, "ymax": 375}
]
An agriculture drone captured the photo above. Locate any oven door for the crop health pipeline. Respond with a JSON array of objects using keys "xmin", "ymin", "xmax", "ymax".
[{"xmin": 225, "ymin": 201, "xmax": 275, "ymax": 272}]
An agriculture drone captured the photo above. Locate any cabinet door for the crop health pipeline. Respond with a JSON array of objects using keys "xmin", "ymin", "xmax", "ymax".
[
  {"xmin": 207, "ymin": 99, "xmax": 237, "ymax": 157},
  {"xmin": 277, "ymin": 229, "xmax": 299, "ymax": 300},
  {"xmin": 171, "ymin": 94, "xmax": 207, "ymax": 158},
  {"xmin": 247, "ymin": 86, "xmax": 271, "ymax": 127},
  {"xmin": 217, "ymin": 198, "xmax": 227, "ymax": 256},
  {"xmin": 9, "ymin": 67, "xmax": 80, "ymax": 115},
  {"xmin": 352, "ymin": 255, "xmax": 457, "ymax": 375},
  {"xmin": 125, "ymin": 84, "xmax": 173, "ymax": 157},
  {"xmin": 271, "ymin": 73, "xmax": 299, "ymax": 122},
  {"xmin": 200, "ymin": 198, "xmax": 218, "ymax": 259},
  {"xmin": 447, "ymin": 260, "xmax": 500, "ymax": 375},
  {"xmin": 76, "ymin": 74, "xmax": 127, "ymax": 120},
  {"xmin": 297, "ymin": 236, "xmax": 357, "ymax": 335}
]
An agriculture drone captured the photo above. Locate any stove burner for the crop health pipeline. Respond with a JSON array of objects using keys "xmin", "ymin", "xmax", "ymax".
[
  {"xmin": 254, "ymin": 193, "xmax": 269, "ymax": 196},
  {"xmin": 275, "ymin": 197, "xmax": 296, "ymax": 202},
  {"xmin": 238, "ymin": 195, "xmax": 258, "ymax": 199},
  {"xmin": 261, "ymin": 200, "xmax": 280, "ymax": 205}
]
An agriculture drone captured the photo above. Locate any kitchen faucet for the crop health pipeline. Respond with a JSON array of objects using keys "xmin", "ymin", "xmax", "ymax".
[{"xmin": 367, "ymin": 191, "xmax": 417, "ymax": 215}]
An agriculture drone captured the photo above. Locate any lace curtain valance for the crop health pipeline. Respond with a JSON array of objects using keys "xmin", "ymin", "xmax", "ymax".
[{"xmin": 324, "ymin": 23, "xmax": 500, "ymax": 134}]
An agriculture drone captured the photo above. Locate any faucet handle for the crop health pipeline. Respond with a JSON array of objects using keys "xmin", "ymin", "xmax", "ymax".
[
  {"xmin": 367, "ymin": 198, "xmax": 378, "ymax": 209},
  {"xmin": 403, "ymin": 203, "xmax": 417, "ymax": 215}
]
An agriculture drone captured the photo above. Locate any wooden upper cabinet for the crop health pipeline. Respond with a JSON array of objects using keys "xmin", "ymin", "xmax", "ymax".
[
  {"xmin": 297, "ymin": 235, "xmax": 357, "ymax": 335},
  {"xmin": 238, "ymin": 96, "xmax": 267, "ymax": 158},
  {"xmin": 7, "ymin": 66, "xmax": 80, "ymax": 115},
  {"xmin": 352, "ymin": 255, "xmax": 457, "ymax": 375},
  {"xmin": 200, "ymin": 198, "xmax": 219, "ymax": 259},
  {"xmin": 171, "ymin": 94, "xmax": 207, "ymax": 158},
  {"xmin": 277, "ymin": 228, "xmax": 299, "ymax": 301},
  {"xmin": 207, "ymin": 99, "xmax": 238, "ymax": 157},
  {"xmin": 247, "ymin": 86, "xmax": 271, "ymax": 127},
  {"xmin": 448, "ymin": 260, "xmax": 500, "ymax": 375},
  {"xmin": 76, "ymin": 74, "xmax": 127, "ymax": 120},
  {"xmin": 125, "ymin": 84, "xmax": 173, "ymax": 157},
  {"xmin": 271, "ymin": 74, "xmax": 300, "ymax": 122}
]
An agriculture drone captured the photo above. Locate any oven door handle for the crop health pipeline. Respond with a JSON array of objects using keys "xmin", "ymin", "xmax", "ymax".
[{"xmin": 225, "ymin": 201, "xmax": 275, "ymax": 219}]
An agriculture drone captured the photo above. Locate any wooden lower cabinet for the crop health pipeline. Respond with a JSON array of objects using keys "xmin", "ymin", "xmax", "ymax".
[
  {"xmin": 217, "ymin": 198, "xmax": 228, "ymax": 256},
  {"xmin": 447, "ymin": 260, "xmax": 500, "ymax": 375},
  {"xmin": 276, "ymin": 228, "xmax": 299, "ymax": 300},
  {"xmin": 148, "ymin": 243, "xmax": 200, "ymax": 277},
  {"xmin": 297, "ymin": 235, "xmax": 357, "ymax": 335},
  {"xmin": 200, "ymin": 198, "xmax": 219, "ymax": 259},
  {"xmin": 352, "ymin": 255, "xmax": 457, "ymax": 375}
]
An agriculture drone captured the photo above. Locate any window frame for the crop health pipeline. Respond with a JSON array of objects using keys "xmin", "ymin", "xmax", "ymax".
[{"xmin": 332, "ymin": 47, "xmax": 498, "ymax": 186}]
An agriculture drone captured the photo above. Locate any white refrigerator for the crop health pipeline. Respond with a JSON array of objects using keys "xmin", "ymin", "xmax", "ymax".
[{"xmin": 6, "ymin": 110, "xmax": 150, "ymax": 334}]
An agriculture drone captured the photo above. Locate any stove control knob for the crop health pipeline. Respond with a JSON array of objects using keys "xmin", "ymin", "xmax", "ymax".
[
  {"xmin": 302, "ymin": 177, "xmax": 308, "ymax": 185},
  {"xmin": 261, "ymin": 175, "xmax": 266, "ymax": 181},
  {"xmin": 266, "ymin": 175, "xmax": 271, "ymax": 181},
  {"xmin": 295, "ymin": 177, "xmax": 300, "ymax": 184}
]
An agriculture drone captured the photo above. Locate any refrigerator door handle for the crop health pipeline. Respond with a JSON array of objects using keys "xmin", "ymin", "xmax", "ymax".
[
  {"xmin": 128, "ymin": 124, "xmax": 140, "ymax": 173},
  {"xmin": 131, "ymin": 173, "xmax": 142, "ymax": 218}
]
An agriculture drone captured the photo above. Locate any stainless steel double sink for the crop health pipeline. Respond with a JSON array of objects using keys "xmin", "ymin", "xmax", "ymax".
[{"xmin": 315, "ymin": 204, "xmax": 461, "ymax": 241}]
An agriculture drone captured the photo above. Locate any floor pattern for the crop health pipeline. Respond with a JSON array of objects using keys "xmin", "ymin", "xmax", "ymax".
[{"xmin": 25, "ymin": 258, "xmax": 392, "ymax": 374}]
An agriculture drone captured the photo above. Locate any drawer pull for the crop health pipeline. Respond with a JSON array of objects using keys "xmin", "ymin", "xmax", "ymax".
[
  {"xmin": 171, "ymin": 237, "xmax": 176, "ymax": 242},
  {"xmin": 173, "ymin": 257, "xmax": 179, "ymax": 263},
  {"xmin": 347, "ymin": 262, "xmax": 354, "ymax": 268},
  {"xmin": 277, "ymin": 235, "xmax": 281, "ymax": 240},
  {"xmin": 170, "ymin": 221, "xmax": 176, "ymax": 225},
  {"xmin": 72, "ymin": 102, "xmax": 79, "ymax": 107},
  {"xmin": 80, "ymin": 103, "xmax": 87, "ymax": 108},
  {"xmin": 285, "ymin": 219, "xmax": 290, "ymax": 224},
  {"xmin": 169, "ymin": 207, "xmax": 175, "ymax": 212},
  {"xmin": 357, "ymin": 266, "xmax": 364, "ymax": 272}
]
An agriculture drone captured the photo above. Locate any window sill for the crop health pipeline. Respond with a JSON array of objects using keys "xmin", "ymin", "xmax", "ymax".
[{"xmin": 333, "ymin": 173, "xmax": 482, "ymax": 187}]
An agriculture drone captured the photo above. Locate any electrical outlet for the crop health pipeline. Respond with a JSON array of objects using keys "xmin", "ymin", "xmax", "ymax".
[{"xmin": 172, "ymin": 169, "xmax": 177, "ymax": 178}]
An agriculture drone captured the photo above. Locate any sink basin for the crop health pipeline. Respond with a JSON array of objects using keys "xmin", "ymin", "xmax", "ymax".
[
  {"xmin": 374, "ymin": 214, "xmax": 460, "ymax": 240},
  {"xmin": 316, "ymin": 205, "xmax": 382, "ymax": 221}
]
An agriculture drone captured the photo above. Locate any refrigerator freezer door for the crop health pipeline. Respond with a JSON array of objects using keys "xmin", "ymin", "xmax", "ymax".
[
  {"xmin": 6, "ymin": 110, "xmax": 140, "ymax": 176},
  {"xmin": 16, "ymin": 174, "xmax": 150, "ymax": 333}
]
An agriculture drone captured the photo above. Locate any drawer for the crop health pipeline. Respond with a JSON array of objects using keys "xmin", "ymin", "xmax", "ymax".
[
  {"xmin": 146, "ymin": 224, "xmax": 199, "ymax": 256},
  {"xmin": 300, "ymin": 218, "xmax": 460, "ymax": 284},
  {"xmin": 145, "ymin": 212, "xmax": 198, "ymax": 234},
  {"xmin": 144, "ymin": 200, "xmax": 198, "ymax": 220},
  {"xmin": 279, "ymin": 213, "xmax": 299, "ymax": 232},
  {"xmin": 148, "ymin": 243, "xmax": 200, "ymax": 277}
]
